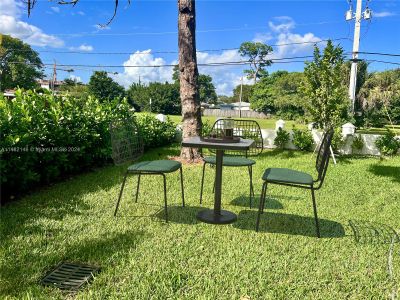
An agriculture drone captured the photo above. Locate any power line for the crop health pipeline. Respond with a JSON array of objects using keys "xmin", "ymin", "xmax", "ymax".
[
  {"xmin": 6, "ymin": 37, "xmax": 351, "ymax": 56},
  {"xmin": 357, "ymin": 51, "xmax": 400, "ymax": 57},
  {"xmin": 366, "ymin": 60, "xmax": 400, "ymax": 66}
]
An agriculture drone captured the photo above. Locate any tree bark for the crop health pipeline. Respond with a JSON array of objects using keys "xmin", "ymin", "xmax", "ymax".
[{"xmin": 178, "ymin": 0, "xmax": 202, "ymax": 161}]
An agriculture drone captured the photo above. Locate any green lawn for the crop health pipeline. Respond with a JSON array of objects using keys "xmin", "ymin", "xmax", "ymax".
[
  {"xmin": 1, "ymin": 146, "xmax": 400, "ymax": 299},
  {"xmin": 140, "ymin": 113, "xmax": 303, "ymax": 130}
]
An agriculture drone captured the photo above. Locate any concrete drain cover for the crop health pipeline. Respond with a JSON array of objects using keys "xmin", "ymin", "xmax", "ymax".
[{"xmin": 41, "ymin": 262, "xmax": 100, "ymax": 291}]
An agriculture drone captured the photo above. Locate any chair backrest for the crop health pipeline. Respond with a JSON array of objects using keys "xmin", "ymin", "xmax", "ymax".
[
  {"xmin": 210, "ymin": 118, "xmax": 263, "ymax": 156},
  {"xmin": 109, "ymin": 118, "xmax": 144, "ymax": 165},
  {"xmin": 315, "ymin": 129, "xmax": 334, "ymax": 186}
]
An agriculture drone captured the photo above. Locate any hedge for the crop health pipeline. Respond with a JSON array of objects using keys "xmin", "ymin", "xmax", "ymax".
[{"xmin": 0, "ymin": 90, "xmax": 176, "ymax": 201}]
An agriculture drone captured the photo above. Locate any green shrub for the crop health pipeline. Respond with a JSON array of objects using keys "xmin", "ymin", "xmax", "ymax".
[
  {"xmin": 136, "ymin": 114, "xmax": 176, "ymax": 149},
  {"xmin": 375, "ymin": 129, "xmax": 400, "ymax": 156},
  {"xmin": 351, "ymin": 134, "xmax": 364, "ymax": 153},
  {"xmin": 201, "ymin": 120, "xmax": 213, "ymax": 136},
  {"xmin": 292, "ymin": 127, "xmax": 314, "ymax": 151},
  {"xmin": 331, "ymin": 127, "xmax": 346, "ymax": 152},
  {"xmin": 274, "ymin": 128, "xmax": 290, "ymax": 149},
  {"xmin": 0, "ymin": 90, "xmax": 176, "ymax": 201}
]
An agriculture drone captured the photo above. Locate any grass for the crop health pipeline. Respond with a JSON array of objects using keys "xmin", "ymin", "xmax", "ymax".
[
  {"xmin": 1, "ymin": 146, "xmax": 400, "ymax": 299},
  {"xmin": 139, "ymin": 113, "xmax": 304, "ymax": 130}
]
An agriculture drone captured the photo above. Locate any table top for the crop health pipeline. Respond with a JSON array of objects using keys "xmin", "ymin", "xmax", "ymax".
[{"xmin": 182, "ymin": 136, "xmax": 254, "ymax": 151}]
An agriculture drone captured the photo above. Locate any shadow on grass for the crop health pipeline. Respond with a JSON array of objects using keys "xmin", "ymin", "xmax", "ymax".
[
  {"xmin": 154, "ymin": 205, "xmax": 203, "ymax": 224},
  {"xmin": 368, "ymin": 164, "xmax": 400, "ymax": 183},
  {"xmin": 259, "ymin": 149, "xmax": 304, "ymax": 159},
  {"xmin": 231, "ymin": 195, "xmax": 283, "ymax": 209},
  {"xmin": 0, "ymin": 230, "xmax": 147, "ymax": 297},
  {"xmin": 234, "ymin": 210, "xmax": 345, "ymax": 238},
  {"xmin": 349, "ymin": 220, "xmax": 399, "ymax": 244}
]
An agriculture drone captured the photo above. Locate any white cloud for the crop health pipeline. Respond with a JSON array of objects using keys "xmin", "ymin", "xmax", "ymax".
[
  {"xmin": 0, "ymin": 0, "xmax": 65, "ymax": 48},
  {"xmin": 51, "ymin": 7, "xmax": 60, "ymax": 13},
  {"xmin": 70, "ymin": 44, "xmax": 94, "ymax": 52},
  {"xmin": 0, "ymin": 0, "xmax": 23, "ymax": 17},
  {"xmin": 0, "ymin": 15, "xmax": 65, "ymax": 47},
  {"xmin": 268, "ymin": 16, "xmax": 296, "ymax": 32},
  {"xmin": 77, "ymin": 11, "xmax": 85, "ymax": 16},
  {"xmin": 115, "ymin": 50, "xmax": 174, "ymax": 88},
  {"xmin": 374, "ymin": 11, "xmax": 396, "ymax": 18}
]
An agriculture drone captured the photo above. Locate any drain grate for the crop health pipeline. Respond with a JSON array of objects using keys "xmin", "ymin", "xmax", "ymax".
[{"xmin": 41, "ymin": 262, "xmax": 100, "ymax": 291}]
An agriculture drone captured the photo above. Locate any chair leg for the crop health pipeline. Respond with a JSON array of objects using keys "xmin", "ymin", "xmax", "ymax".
[
  {"xmin": 135, "ymin": 174, "xmax": 141, "ymax": 203},
  {"xmin": 162, "ymin": 174, "xmax": 168, "ymax": 223},
  {"xmin": 180, "ymin": 167, "xmax": 185, "ymax": 207},
  {"xmin": 200, "ymin": 163, "xmax": 206, "ymax": 204},
  {"xmin": 114, "ymin": 171, "xmax": 128, "ymax": 217},
  {"xmin": 256, "ymin": 181, "xmax": 267, "ymax": 232},
  {"xmin": 311, "ymin": 188, "xmax": 321, "ymax": 238},
  {"xmin": 248, "ymin": 165, "xmax": 254, "ymax": 208}
]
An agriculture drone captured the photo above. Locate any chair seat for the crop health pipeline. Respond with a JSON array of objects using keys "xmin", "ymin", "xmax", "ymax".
[
  {"xmin": 128, "ymin": 160, "xmax": 181, "ymax": 173},
  {"xmin": 262, "ymin": 168, "xmax": 314, "ymax": 185},
  {"xmin": 204, "ymin": 156, "xmax": 256, "ymax": 167}
]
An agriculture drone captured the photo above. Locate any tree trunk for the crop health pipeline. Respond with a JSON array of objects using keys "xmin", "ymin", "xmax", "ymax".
[{"xmin": 178, "ymin": 0, "xmax": 202, "ymax": 161}]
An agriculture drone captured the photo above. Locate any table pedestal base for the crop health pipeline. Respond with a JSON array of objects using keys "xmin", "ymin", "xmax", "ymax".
[{"xmin": 197, "ymin": 209, "xmax": 237, "ymax": 224}]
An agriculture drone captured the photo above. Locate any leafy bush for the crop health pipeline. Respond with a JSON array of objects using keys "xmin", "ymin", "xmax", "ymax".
[
  {"xmin": 331, "ymin": 127, "xmax": 346, "ymax": 152},
  {"xmin": 274, "ymin": 128, "xmax": 290, "ymax": 149},
  {"xmin": 375, "ymin": 129, "xmax": 400, "ymax": 156},
  {"xmin": 201, "ymin": 120, "xmax": 213, "ymax": 136},
  {"xmin": 135, "ymin": 114, "xmax": 177, "ymax": 149},
  {"xmin": 0, "ymin": 90, "xmax": 176, "ymax": 201},
  {"xmin": 292, "ymin": 128, "xmax": 314, "ymax": 151},
  {"xmin": 351, "ymin": 134, "xmax": 364, "ymax": 153}
]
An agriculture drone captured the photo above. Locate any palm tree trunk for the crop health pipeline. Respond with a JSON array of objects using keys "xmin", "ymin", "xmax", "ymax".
[{"xmin": 178, "ymin": 0, "xmax": 202, "ymax": 160}]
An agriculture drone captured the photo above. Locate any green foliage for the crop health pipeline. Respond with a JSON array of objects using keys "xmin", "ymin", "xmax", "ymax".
[
  {"xmin": 375, "ymin": 129, "xmax": 400, "ymax": 156},
  {"xmin": 238, "ymin": 41, "xmax": 273, "ymax": 83},
  {"xmin": 128, "ymin": 82, "xmax": 181, "ymax": 114},
  {"xmin": 301, "ymin": 41, "xmax": 349, "ymax": 128},
  {"xmin": 351, "ymin": 134, "xmax": 364, "ymax": 153},
  {"xmin": 331, "ymin": 127, "xmax": 346, "ymax": 152},
  {"xmin": 0, "ymin": 35, "xmax": 43, "ymax": 91},
  {"xmin": 135, "ymin": 114, "xmax": 177, "ymax": 149},
  {"xmin": 274, "ymin": 128, "xmax": 290, "ymax": 149},
  {"xmin": 0, "ymin": 90, "xmax": 177, "ymax": 200},
  {"xmin": 292, "ymin": 127, "xmax": 314, "ymax": 151},
  {"xmin": 88, "ymin": 71, "xmax": 126, "ymax": 102},
  {"xmin": 201, "ymin": 120, "xmax": 213, "ymax": 136},
  {"xmin": 59, "ymin": 78, "xmax": 89, "ymax": 99},
  {"xmin": 232, "ymin": 84, "xmax": 254, "ymax": 103},
  {"xmin": 250, "ymin": 71, "xmax": 305, "ymax": 119},
  {"xmin": 198, "ymin": 74, "xmax": 218, "ymax": 104}
]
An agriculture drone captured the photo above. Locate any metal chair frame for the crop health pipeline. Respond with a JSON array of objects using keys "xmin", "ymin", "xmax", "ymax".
[
  {"xmin": 110, "ymin": 118, "xmax": 185, "ymax": 222},
  {"xmin": 200, "ymin": 118, "xmax": 263, "ymax": 208},
  {"xmin": 256, "ymin": 129, "xmax": 334, "ymax": 237}
]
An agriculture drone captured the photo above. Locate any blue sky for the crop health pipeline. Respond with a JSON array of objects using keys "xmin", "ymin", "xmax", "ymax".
[{"xmin": 1, "ymin": 0, "xmax": 399, "ymax": 95}]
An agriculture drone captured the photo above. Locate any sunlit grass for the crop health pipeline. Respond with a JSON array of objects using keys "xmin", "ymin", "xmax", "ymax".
[{"xmin": 1, "ymin": 145, "xmax": 400, "ymax": 299}]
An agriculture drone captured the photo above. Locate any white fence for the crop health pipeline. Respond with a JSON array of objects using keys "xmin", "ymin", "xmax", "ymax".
[{"xmin": 203, "ymin": 109, "xmax": 269, "ymax": 119}]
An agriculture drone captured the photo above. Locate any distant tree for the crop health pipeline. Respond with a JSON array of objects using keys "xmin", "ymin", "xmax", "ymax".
[
  {"xmin": 59, "ymin": 78, "xmax": 89, "ymax": 99},
  {"xmin": 232, "ymin": 84, "xmax": 254, "ymax": 103},
  {"xmin": 251, "ymin": 71, "xmax": 305, "ymax": 119},
  {"xmin": 88, "ymin": 71, "xmax": 125, "ymax": 102},
  {"xmin": 0, "ymin": 35, "xmax": 43, "ymax": 91},
  {"xmin": 198, "ymin": 74, "xmax": 217, "ymax": 104},
  {"xmin": 301, "ymin": 40, "xmax": 349, "ymax": 128},
  {"xmin": 217, "ymin": 95, "xmax": 234, "ymax": 104},
  {"xmin": 127, "ymin": 82, "xmax": 181, "ymax": 114},
  {"xmin": 239, "ymin": 41, "xmax": 273, "ymax": 84}
]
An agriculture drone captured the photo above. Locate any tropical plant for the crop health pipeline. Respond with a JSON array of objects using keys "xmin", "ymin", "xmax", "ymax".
[
  {"xmin": 301, "ymin": 40, "xmax": 349, "ymax": 128},
  {"xmin": 292, "ymin": 127, "xmax": 314, "ymax": 151},
  {"xmin": 351, "ymin": 134, "xmax": 364, "ymax": 153},
  {"xmin": 88, "ymin": 71, "xmax": 126, "ymax": 102},
  {"xmin": 375, "ymin": 129, "xmax": 400, "ymax": 156},
  {"xmin": 274, "ymin": 128, "xmax": 290, "ymax": 149}
]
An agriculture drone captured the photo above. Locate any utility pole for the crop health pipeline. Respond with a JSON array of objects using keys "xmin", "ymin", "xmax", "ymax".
[
  {"xmin": 51, "ymin": 60, "xmax": 57, "ymax": 94},
  {"xmin": 347, "ymin": 0, "xmax": 372, "ymax": 112}
]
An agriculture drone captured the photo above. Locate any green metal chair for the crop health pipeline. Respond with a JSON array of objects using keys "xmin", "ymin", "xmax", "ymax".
[
  {"xmin": 110, "ymin": 118, "xmax": 185, "ymax": 222},
  {"xmin": 200, "ymin": 118, "xmax": 263, "ymax": 208},
  {"xmin": 256, "ymin": 129, "xmax": 334, "ymax": 237}
]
